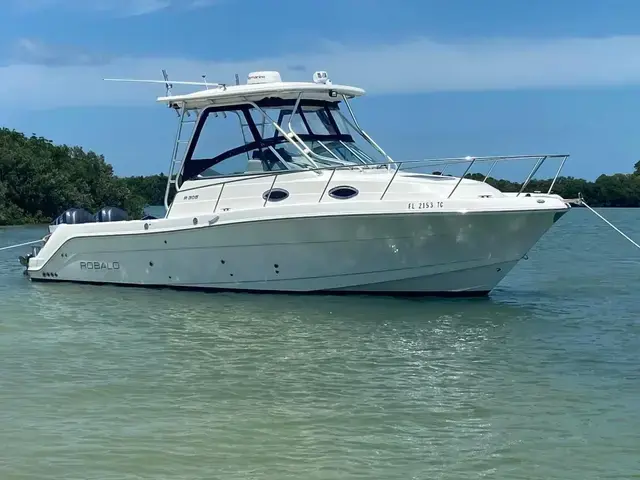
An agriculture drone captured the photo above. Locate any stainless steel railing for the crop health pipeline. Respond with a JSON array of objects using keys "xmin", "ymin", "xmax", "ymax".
[{"xmin": 191, "ymin": 153, "xmax": 571, "ymax": 212}]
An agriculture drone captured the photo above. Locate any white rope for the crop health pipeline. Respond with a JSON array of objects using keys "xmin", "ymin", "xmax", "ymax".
[
  {"xmin": 579, "ymin": 195, "xmax": 640, "ymax": 251},
  {"xmin": 0, "ymin": 239, "xmax": 43, "ymax": 252}
]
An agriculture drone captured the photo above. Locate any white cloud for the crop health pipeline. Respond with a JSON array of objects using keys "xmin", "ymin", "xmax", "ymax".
[
  {"xmin": 12, "ymin": 38, "xmax": 113, "ymax": 66},
  {"xmin": 10, "ymin": 0, "xmax": 213, "ymax": 16},
  {"xmin": 3, "ymin": 35, "xmax": 640, "ymax": 110}
]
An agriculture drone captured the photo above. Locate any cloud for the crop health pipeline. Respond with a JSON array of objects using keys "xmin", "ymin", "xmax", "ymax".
[
  {"xmin": 3, "ymin": 35, "xmax": 640, "ymax": 110},
  {"xmin": 11, "ymin": 38, "xmax": 112, "ymax": 67},
  {"xmin": 10, "ymin": 0, "xmax": 214, "ymax": 16}
]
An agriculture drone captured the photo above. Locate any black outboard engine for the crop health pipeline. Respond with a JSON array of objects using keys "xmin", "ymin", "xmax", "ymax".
[
  {"xmin": 52, "ymin": 208, "xmax": 95, "ymax": 225},
  {"xmin": 94, "ymin": 206, "xmax": 129, "ymax": 222}
]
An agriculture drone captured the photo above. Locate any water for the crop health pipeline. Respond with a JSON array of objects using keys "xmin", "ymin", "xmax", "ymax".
[{"xmin": 1, "ymin": 208, "xmax": 639, "ymax": 479}]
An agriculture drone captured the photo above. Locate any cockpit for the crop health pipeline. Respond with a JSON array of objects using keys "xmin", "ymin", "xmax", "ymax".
[{"xmin": 180, "ymin": 98, "xmax": 385, "ymax": 182}]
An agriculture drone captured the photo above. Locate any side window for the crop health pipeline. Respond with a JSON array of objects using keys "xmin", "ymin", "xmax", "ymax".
[{"xmin": 192, "ymin": 110, "xmax": 253, "ymax": 176}]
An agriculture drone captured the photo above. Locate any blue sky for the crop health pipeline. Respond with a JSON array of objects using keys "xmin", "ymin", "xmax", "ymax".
[{"xmin": 2, "ymin": 0, "xmax": 640, "ymax": 180}]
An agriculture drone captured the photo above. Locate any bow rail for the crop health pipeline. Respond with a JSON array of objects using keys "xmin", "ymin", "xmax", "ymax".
[{"xmin": 178, "ymin": 153, "xmax": 571, "ymax": 214}]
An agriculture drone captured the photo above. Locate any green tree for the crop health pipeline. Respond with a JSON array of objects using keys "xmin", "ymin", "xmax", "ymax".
[{"xmin": 0, "ymin": 128, "xmax": 160, "ymax": 226}]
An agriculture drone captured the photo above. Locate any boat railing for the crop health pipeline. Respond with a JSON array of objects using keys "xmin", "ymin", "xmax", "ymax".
[{"xmin": 201, "ymin": 153, "xmax": 570, "ymax": 212}]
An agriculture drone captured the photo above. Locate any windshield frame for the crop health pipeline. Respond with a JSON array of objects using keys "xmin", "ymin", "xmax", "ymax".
[{"xmin": 179, "ymin": 99, "xmax": 359, "ymax": 183}]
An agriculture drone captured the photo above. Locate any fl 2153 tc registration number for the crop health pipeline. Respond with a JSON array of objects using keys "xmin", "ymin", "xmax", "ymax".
[{"xmin": 407, "ymin": 201, "xmax": 444, "ymax": 210}]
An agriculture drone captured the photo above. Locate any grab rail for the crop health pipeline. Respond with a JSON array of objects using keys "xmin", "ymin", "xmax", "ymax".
[{"xmin": 203, "ymin": 153, "xmax": 570, "ymax": 212}]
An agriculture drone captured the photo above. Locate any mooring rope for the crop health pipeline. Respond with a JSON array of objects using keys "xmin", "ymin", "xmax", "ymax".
[
  {"xmin": 0, "ymin": 239, "xmax": 43, "ymax": 252},
  {"xmin": 578, "ymin": 194, "xmax": 640, "ymax": 251}
]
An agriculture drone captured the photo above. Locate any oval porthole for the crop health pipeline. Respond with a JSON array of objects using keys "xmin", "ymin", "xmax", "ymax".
[
  {"xmin": 262, "ymin": 188, "xmax": 289, "ymax": 202},
  {"xmin": 328, "ymin": 186, "xmax": 359, "ymax": 200}
]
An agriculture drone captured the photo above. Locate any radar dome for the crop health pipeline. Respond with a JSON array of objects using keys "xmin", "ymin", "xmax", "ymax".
[{"xmin": 247, "ymin": 71, "xmax": 282, "ymax": 85}]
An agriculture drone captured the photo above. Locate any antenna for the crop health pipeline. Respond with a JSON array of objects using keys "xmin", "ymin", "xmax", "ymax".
[
  {"xmin": 162, "ymin": 69, "xmax": 172, "ymax": 96},
  {"xmin": 103, "ymin": 69, "xmax": 231, "ymax": 113},
  {"xmin": 103, "ymin": 69, "xmax": 221, "ymax": 97}
]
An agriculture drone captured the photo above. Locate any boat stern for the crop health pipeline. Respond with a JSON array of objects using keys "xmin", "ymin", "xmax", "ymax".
[{"xmin": 18, "ymin": 244, "xmax": 43, "ymax": 276}]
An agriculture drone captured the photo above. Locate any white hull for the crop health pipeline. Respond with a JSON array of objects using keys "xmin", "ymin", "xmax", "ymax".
[
  {"xmin": 26, "ymin": 208, "xmax": 566, "ymax": 296},
  {"xmin": 19, "ymin": 68, "xmax": 574, "ymax": 298}
]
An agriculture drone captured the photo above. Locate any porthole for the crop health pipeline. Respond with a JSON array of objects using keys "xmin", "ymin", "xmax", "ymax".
[
  {"xmin": 328, "ymin": 186, "xmax": 359, "ymax": 200},
  {"xmin": 262, "ymin": 188, "xmax": 289, "ymax": 202}
]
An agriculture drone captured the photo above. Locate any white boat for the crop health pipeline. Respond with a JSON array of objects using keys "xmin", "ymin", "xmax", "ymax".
[{"xmin": 22, "ymin": 69, "xmax": 572, "ymax": 296}]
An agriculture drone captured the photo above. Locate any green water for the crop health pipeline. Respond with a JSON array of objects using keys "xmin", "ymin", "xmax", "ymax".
[{"xmin": 1, "ymin": 208, "xmax": 639, "ymax": 479}]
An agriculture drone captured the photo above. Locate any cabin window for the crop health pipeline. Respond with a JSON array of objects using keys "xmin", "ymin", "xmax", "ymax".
[
  {"xmin": 328, "ymin": 186, "xmax": 359, "ymax": 199},
  {"xmin": 262, "ymin": 188, "xmax": 289, "ymax": 202}
]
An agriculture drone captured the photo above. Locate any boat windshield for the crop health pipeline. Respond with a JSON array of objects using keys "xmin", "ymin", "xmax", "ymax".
[{"xmin": 180, "ymin": 100, "xmax": 383, "ymax": 181}]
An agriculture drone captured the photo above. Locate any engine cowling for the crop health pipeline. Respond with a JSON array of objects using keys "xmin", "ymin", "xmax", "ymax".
[
  {"xmin": 51, "ymin": 208, "xmax": 94, "ymax": 225},
  {"xmin": 94, "ymin": 206, "xmax": 129, "ymax": 222}
]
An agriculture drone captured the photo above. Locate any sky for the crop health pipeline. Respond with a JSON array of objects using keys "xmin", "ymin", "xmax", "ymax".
[{"xmin": 2, "ymin": 0, "xmax": 640, "ymax": 180}]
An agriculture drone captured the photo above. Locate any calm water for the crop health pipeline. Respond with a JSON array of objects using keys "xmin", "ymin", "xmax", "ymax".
[{"xmin": 1, "ymin": 208, "xmax": 639, "ymax": 479}]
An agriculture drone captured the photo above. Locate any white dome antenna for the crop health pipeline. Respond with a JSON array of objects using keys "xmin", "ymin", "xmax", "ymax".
[
  {"xmin": 313, "ymin": 71, "xmax": 332, "ymax": 85},
  {"xmin": 247, "ymin": 71, "xmax": 282, "ymax": 84}
]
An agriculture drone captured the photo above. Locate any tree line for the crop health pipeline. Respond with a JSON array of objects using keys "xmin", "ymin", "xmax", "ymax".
[{"xmin": 1, "ymin": 127, "xmax": 639, "ymax": 226}]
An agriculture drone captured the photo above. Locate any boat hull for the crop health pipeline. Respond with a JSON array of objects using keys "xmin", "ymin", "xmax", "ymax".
[{"xmin": 25, "ymin": 208, "xmax": 566, "ymax": 296}]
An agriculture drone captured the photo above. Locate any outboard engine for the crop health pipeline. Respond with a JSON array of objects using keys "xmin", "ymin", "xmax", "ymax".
[
  {"xmin": 94, "ymin": 206, "xmax": 129, "ymax": 222},
  {"xmin": 51, "ymin": 208, "xmax": 95, "ymax": 225}
]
